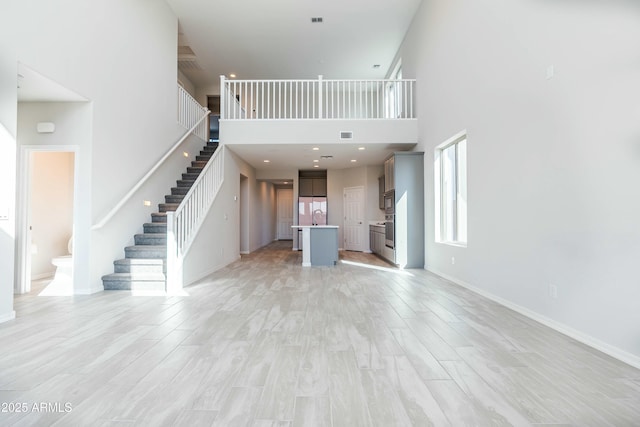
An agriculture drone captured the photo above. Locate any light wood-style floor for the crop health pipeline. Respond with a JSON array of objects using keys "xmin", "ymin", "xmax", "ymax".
[{"xmin": 2, "ymin": 241, "xmax": 640, "ymax": 426}]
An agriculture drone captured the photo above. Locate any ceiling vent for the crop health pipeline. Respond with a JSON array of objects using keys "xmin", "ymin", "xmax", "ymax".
[
  {"xmin": 320, "ymin": 155, "xmax": 333, "ymax": 159},
  {"xmin": 340, "ymin": 131, "xmax": 353, "ymax": 140},
  {"xmin": 311, "ymin": 17, "xmax": 323, "ymax": 23}
]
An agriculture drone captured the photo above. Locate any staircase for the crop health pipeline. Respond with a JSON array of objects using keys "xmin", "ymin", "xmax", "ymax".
[{"xmin": 102, "ymin": 141, "xmax": 219, "ymax": 291}]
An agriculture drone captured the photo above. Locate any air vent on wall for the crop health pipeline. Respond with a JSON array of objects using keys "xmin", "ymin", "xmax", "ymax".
[
  {"xmin": 340, "ymin": 131, "xmax": 353, "ymax": 140},
  {"xmin": 311, "ymin": 17, "xmax": 323, "ymax": 23}
]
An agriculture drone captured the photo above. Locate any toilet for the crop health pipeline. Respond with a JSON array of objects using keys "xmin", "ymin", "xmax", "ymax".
[{"xmin": 40, "ymin": 236, "xmax": 74, "ymax": 296}]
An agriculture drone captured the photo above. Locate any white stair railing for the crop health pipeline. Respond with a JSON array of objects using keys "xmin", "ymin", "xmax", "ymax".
[
  {"xmin": 178, "ymin": 84, "xmax": 209, "ymax": 140},
  {"xmin": 166, "ymin": 145, "xmax": 225, "ymax": 294},
  {"xmin": 220, "ymin": 75, "xmax": 416, "ymax": 120}
]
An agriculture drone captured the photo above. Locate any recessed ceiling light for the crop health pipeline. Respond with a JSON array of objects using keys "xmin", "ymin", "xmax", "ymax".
[
  {"xmin": 312, "ymin": 147, "xmax": 320, "ymax": 151},
  {"xmin": 358, "ymin": 147, "xmax": 365, "ymax": 151},
  {"xmin": 183, "ymin": 151, "xmax": 189, "ymax": 157},
  {"xmin": 313, "ymin": 159, "xmax": 319, "ymax": 163},
  {"xmin": 263, "ymin": 160, "xmax": 270, "ymax": 163},
  {"xmin": 351, "ymin": 159, "xmax": 357, "ymax": 163},
  {"xmin": 229, "ymin": 73, "xmax": 237, "ymax": 78},
  {"xmin": 284, "ymin": 181, "xmax": 288, "ymax": 184},
  {"xmin": 313, "ymin": 165, "xmax": 320, "ymax": 168}
]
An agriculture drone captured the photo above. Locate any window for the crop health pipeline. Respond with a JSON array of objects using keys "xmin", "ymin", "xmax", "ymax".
[
  {"xmin": 435, "ymin": 132, "xmax": 467, "ymax": 245},
  {"xmin": 386, "ymin": 60, "xmax": 402, "ymax": 118}
]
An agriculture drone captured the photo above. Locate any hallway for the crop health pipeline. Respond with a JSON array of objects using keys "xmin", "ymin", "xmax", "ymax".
[{"xmin": 2, "ymin": 242, "xmax": 640, "ymax": 425}]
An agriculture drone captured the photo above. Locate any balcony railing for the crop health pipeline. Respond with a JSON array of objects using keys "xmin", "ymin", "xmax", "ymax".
[{"xmin": 221, "ymin": 75, "xmax": 416, "ymax": 121}]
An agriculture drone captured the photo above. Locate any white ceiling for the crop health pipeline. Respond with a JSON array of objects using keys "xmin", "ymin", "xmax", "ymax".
[
  {"xmin": 227, "ymin": 142, "xmax": 416, "ymax": 173},
  {"xmin": 17, "ymin": 63, "xmax": 87, "ymax": 103},
  {"xmin": 166, "ymin": 0, "xmax": 423, "ymax": 86}
]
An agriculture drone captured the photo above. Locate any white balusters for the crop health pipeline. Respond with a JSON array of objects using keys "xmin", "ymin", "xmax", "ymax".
[
  {"xmin": 177, "ymin": 85, "xmax": 208, "ymax": 140},
  {"xmin": 166, "ymin": 145, "xmax": 225, "ymax": 293},
  {"xmin": 220, "ymin": 76, "xmax": 414, "ymax": 121}
]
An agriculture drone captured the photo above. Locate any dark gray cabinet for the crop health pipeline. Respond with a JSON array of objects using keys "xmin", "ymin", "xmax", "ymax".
[{"xmin": 299, "ymin": 177, "xmax": 327, "ymax": 197}]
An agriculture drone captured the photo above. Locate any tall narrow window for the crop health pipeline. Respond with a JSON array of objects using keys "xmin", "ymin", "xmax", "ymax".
[
  {"xmin": 386, "ymin": 60, "xmax": 402, "ymax": 118},
  {"xmin": 435, "ymin": 132, "xmax": 467, "ymax": 245}
]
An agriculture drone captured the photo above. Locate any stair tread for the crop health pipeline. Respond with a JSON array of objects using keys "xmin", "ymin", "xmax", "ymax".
[
  {"xmin": 114, "ymin": 258, "xmax": 164, "ymax": 264},
  {"xmin": 125, "ymin": 245, "xmax": 166, "ymax": 249},
  {"xmin": 103, "ymin": 272, "xmax": 165, "ymax": 279}
]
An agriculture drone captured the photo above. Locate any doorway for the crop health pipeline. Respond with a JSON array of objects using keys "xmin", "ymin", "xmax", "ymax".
[
  {"xmin": 343, "ymin": 186, "xmax": 365, "ymax": 251},
  {"xmin": 17, "ymin": 146, "xmax": 78, "ymax": 295},
  {"xmin": 276, "ymin": 188, "xmax": 293, "ymax": 240}
]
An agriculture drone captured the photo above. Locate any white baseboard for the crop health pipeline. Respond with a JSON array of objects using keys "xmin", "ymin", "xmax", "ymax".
[
  {"xmin": 426, "ymin": 267, "xmax": 640, "ymax": 370},
  {"xmin": 0, "ymin": 311, "xmax": 16, "ymax": 323},
  {"xmin": 32, "ymin": 272, "xmax": 55, "ymax": 281},
  {"xmin": 75, "ymin": 286, "xmax": 104, "ymax": 295},
  {"xmin": 240, "ymin": 251, "xmax": 250, "ymax": 255},
  {"xmin": 363, "ymin": 250, "xmax": 373, "ymax": 254},
  {"xmin": 186, "ymin": 255, "xmax": 241, "ymax": 287}
]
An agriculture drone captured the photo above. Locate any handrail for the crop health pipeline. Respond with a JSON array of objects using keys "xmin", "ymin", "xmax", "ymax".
[
  {"xmin": 220, "ymin": 75, "xmax": 417, "ymax": 120},
  {"xmin": 91, "ymin": 109, "xmax": 210, "ymax": 230}
]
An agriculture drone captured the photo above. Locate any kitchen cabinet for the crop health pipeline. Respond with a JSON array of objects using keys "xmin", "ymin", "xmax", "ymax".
[
  {"xmin": 299, "ymin": 177, "xmax": 327, "ymax": 197},
  {"xmin": 369, "ymin": 225, "xmax": 384, "ymax": 254},
  {"xmin": 384, "ymin": 151, "xmax": 424, "ymax": 268},
  {"xmin": 370, "ymin": 223, "xmax": 395, "ymax": 265},
  {"xmin": 384, "ymin": 156, "xmax": 395, "ymax": 192},
  {"xmin": 378, "ymin": 175, "xmax": 385, "ymax": 209}
]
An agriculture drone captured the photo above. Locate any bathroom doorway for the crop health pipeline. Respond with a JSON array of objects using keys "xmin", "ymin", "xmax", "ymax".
[{"xmin": 16, "ymin": 146, "xmax": 78, "ymax": 295}]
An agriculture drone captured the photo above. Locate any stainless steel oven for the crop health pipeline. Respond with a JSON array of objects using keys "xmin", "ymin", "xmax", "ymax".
[
  {"xmin": 385, "ymin": 214, "xmax": 395, "ymax": 249},
  {"xmin": 384, "ymin": 190, "xmax": 395, "ymax": 215}
]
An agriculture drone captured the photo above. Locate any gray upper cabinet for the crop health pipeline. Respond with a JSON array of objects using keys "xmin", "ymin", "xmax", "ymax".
[
  {"xmin": 299, "ymin": 177, "xmax": 327, "ymax": 197},
  {"xmin": 312, "ymin": 178, "xmax": 327, "ymax": 197},
  {"xmin": 299, "ymin": 178, "xmax": 313, "ymax": 197},
  {"xmin": 384, "ymin": 156, "xmax": 395, "ymax": 192},
  {"xmin": 378, "ymin": 175, "xmax": 385, "ymax": 209}
]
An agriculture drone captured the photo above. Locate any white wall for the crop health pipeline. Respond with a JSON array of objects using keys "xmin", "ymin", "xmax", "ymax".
[
  {"xmin": 183, "ymin": 148, "xmax": 243, "ymax": 284},
  {"xmin": 222, "ymin": 119, "xmax": 417, "ymax": 146},
  {"xmin": 178, "ymin": 70, "xmax": 196, "ymax": 98},
  {"xmin": 400, "ymin": 0, "xmax": 640, "ymax": 364},
  {"xmin": 256, "ymin": 181, "xmax": 277, "ymax": 247},
  {"xmin": 30, "ymin": 152, "xmax": 74, "ymax": 278},
  {"xmin": 1, "ymin": 0, "xmax": 185, "ymax": 305}
]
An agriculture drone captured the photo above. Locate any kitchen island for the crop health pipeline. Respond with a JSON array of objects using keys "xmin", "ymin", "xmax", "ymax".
[{"xmin": 291, "ymin": 225, "xmax": 339, "ymax": 267}]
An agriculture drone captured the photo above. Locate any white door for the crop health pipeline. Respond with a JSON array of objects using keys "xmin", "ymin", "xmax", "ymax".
[
  {"xmin": 277, "ymin": 188, "xmax": 294, "ymax": 240},
  {"xmin": 343, "ymin": 186, "xmax": 365, "ymax": 251}
]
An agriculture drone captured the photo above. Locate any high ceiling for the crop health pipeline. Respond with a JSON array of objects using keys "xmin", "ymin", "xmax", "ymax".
[
  {"xmin": 167, "ymin": 0, "xmax": 423, "ymax": 170},
  {"xmin": 166, "ymin": 0, "xmax": 423, "ymax": 87}
]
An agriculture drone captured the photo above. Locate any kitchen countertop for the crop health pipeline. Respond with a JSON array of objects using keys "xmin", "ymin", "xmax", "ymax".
[{"xmin": 291, "ymin": 225, "xmax": 339, "ymax": 228}]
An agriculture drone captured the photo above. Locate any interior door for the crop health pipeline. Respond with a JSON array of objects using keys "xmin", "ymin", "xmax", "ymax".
[
  {"xmin": 343, "ymin": 186, "xmax": 365, "ymax": 251},
  {"xmin": 277, "ymin": 188, "xmax": 294, "ymax": 240}
]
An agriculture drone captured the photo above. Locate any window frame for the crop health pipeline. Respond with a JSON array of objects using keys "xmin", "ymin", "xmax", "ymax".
[{"xmin": 434, "ymin": 131, "xmax": 468, "ymax": 247}]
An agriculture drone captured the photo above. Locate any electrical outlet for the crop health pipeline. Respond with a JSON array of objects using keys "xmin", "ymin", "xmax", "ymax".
[
  {"xmin": 451, "ymin": 257, "xmax": 455, "ymax": 265},
  {"xmin": 549, "ymin": 283, "xmax": 558, "ymax": 299}
]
